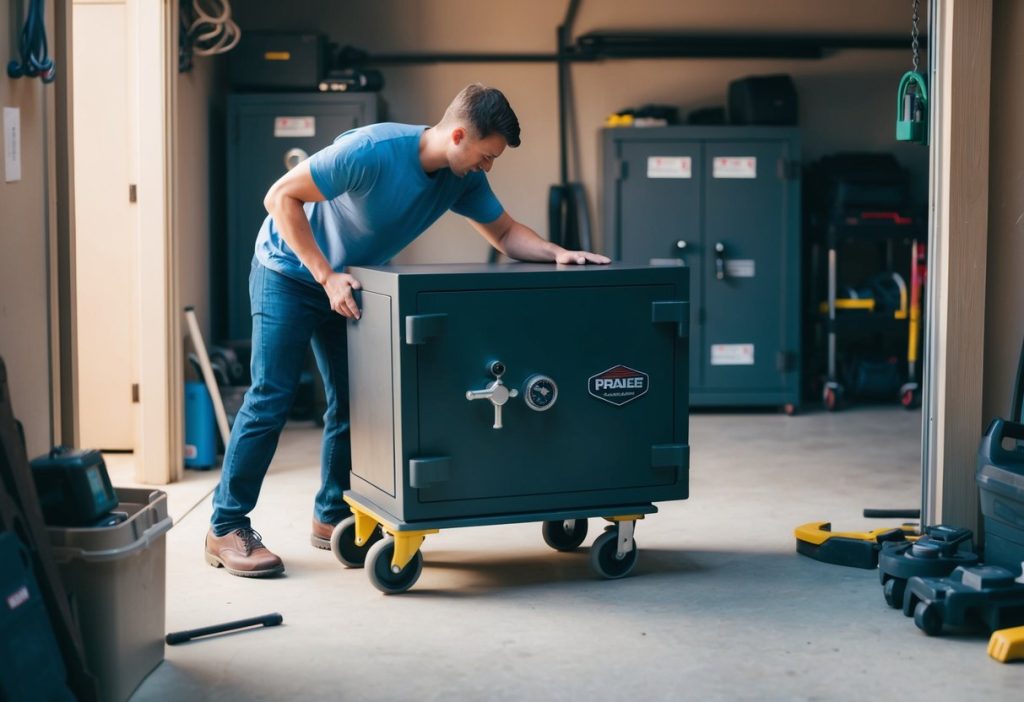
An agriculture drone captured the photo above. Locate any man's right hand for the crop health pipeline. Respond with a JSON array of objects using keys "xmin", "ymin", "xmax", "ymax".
[{"xmin": 322, "ymin": 272, "xmax": 362, "ymax": 319}]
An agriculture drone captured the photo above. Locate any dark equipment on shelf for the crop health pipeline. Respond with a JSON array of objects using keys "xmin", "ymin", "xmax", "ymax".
[
  {"xmin": 728, "ymin": 74, "xmax": 798, "ymax": 126},
  {"xmin": 687, "ymin": 107, "xmax": 727, "ymax": 125},
  {"xmin": 318, "ymin": 68, "xmax": 384, "ymax": 93},
  {"xmin": 228, "ymin": 32, "xmax": 326, "ymax": 90}
]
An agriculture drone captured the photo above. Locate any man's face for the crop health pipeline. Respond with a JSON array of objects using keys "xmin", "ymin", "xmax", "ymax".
[{"xmin": 448, "ymin": 128, "xmax": 508, "ymax": 177}]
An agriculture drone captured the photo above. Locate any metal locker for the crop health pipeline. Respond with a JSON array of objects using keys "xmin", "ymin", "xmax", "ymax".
[
  {"xmin": 603, "ymin": 127, "xmax": 801, "ymax": 411},
  {"xmin": 224, "ymin": 93, "xmax": 378, "ymax": 340}
]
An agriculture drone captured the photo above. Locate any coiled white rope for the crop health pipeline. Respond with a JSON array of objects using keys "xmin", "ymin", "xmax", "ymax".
[{"xmin": 189, "ymin": 0, "xmax": 241, "ymax": 56}]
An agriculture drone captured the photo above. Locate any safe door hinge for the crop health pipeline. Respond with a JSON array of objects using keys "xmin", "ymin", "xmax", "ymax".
[
  {"xmin": 409, "ymin": 456, "xmax": 451, "ymax": 489},
  {"xmin": 776, "ymin": 159, "xmax": 800, "ymax": 180},
  {"xmin": 616, "ymin": 159, "xmax": 628, "ymax": 181},
  {"xmin": 405, "ymin": 313, "xmax": 448, "ymax": 345},
  {"xmin": 776, "ymin": 350, "xmax": 798, "ymax": 373},
  {"xmin": 132, "ymin": 384, "xmax": 140, "ymax": 403},
  {"xmin": 651, "ymin": 444, "xmax": 689, "ymax": 483},
  {"xmin": 651, "ymin": 301, "xmax": 689, "ymax": 338},
  {"xmin": 129, "ymin": 184, "xmax": 137, "ymax": 203}
]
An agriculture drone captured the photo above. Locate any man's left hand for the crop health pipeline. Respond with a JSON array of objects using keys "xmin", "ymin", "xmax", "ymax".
[{"xmin": 555, "ymin": 250, "xmax": 611, "ymax": 265}]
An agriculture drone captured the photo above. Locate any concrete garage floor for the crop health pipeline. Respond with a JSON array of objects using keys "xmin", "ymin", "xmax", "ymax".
[{"xmin": 114, "ymin": 408, "xmax": 1021, "ymax": 701}]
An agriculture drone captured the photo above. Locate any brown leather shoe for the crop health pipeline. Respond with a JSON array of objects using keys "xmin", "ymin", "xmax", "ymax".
[
  {"xmin": 205, "ymin": 528, "xmax": 285, "ymax": 577},
  {"xmin": 310, "ymin": 518, "xmax": 337, "ymax": 550}
]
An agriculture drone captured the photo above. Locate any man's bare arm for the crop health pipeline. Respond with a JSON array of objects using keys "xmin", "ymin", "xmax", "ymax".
[{"xmin": 471, "ymin": 212, "xmax": 610, "ymax": 265}]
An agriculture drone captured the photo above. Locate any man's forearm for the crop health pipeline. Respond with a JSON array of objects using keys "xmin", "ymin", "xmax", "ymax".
[
  {"xmin": 499, "ymin": 221, "xmax": 564, "ymax": 262},
  {"xmin": 270, "ymin": 197, "xmax": 334, "ymax": 284}
]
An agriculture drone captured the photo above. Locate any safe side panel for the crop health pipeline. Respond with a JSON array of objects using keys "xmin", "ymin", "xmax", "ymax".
[
  {"xmin": 412, "ymin": 285, "xmax": 678, "ymax": 509},
  {"xmin": 348, "ymin": 291, "xmax": 397, "ymax": 496}
]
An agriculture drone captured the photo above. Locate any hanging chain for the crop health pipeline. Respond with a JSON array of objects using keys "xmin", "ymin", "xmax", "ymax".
[{"xmin": 911, "ymin": 0, "xmax": 921, "ymax": 72}]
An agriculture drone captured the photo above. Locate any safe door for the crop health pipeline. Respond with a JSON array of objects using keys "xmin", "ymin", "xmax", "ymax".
[{"xmin": 409, "ymin": 283, "xmax": 685, "ymax": 514}]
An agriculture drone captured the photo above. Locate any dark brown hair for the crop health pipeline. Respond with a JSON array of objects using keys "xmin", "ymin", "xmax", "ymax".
[{"xmin": 445, "ymin": 83, "xmax": 521, "ymax": 147}]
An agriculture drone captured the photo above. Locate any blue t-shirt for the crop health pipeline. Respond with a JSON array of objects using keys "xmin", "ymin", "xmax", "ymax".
[{"xmin": 254, "ymin": 122, "xmax": 505, "ymax": 283}]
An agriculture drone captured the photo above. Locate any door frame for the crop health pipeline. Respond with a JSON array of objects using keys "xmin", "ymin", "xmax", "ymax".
[
  {"xmin": 920, "ymin": 0, "xmax": 992, "ymax": 528},
  {"xmin": 54, "ymin": 0, "xmax": 181, "ymax": 484}
]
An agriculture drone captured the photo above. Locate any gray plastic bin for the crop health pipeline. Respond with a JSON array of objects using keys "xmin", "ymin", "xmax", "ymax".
[{"xmin": 47, "ymin": 488, "xmax": 173, "ymax": 702}]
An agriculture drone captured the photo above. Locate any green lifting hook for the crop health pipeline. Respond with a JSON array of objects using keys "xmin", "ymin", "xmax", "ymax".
[
  {"xmin": 896, "ymin": 71, "xmax": 928, "ymax": 144},
  {"xmin": 897, "ymin": 0, "xmax": 928, "ymax": 145}
]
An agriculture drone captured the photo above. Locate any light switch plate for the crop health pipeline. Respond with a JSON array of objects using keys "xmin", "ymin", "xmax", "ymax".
[{"xmin": 4, "ymin": 107, "xmax": 21, "ymax": 183}]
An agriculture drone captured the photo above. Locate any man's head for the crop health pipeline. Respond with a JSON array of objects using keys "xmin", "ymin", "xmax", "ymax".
[{"xmin": 440, "ymin": 84, "xmax": 520, "ymax": 177}]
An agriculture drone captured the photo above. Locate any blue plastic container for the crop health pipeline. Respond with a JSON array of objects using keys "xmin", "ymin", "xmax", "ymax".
[{"xmin": 184, "ymin": 381, "xmax": 216, "ymax": 469}]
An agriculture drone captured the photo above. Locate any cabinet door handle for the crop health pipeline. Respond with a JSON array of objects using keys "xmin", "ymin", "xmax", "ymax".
[{"xmin": 714, "ymin": 242, "xmax": 727, "ymax": 280}]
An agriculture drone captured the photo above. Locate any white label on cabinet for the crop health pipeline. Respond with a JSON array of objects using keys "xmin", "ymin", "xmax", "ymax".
[
  {"xmin": 711, "ymin": 344, "xmax": 755, "ymax": 366},
  {"xmin": 647, "ymin": 156, "xmax": 692, "ymax": 179},
  {"xmin": 274, "ymin": 116, "xmax": 315, "ymax": 138},
  {"xmin": 725, "ymin": 259, "xmax": 755, "ymax": 277},
  {"xmin": 712, "ymin": 156, "xmax": 757, "ymax": 179}
]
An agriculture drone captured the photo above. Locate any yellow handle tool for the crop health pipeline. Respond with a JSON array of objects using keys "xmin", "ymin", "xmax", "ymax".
[
  {"xmin": 988, "ymin": 625, "xmax": 1024, "ymax": 663},
  {"xmin": 794, "ymin": 521, "xmax": 919, "ymax": 569}
]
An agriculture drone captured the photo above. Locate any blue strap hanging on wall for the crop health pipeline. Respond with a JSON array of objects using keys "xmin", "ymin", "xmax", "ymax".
[{"xmin": 7, "ymin": 0, "xmax": 56, "ymax": 83}]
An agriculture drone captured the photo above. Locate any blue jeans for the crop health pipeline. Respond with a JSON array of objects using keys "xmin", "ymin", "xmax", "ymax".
[{"xmin": 211, "ymin": 260, "xmax": 351, "ymax": 536}]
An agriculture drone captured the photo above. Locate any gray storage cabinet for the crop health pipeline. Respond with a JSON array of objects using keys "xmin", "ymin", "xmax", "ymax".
[
  {"xmin": 225, "ymin": 93, "xmax": 378, "ymax": 340},
  {"xmin": 603, "ymin": 127, "xmax": 801, "ymax": 410},
  {"xmin": 345, "ymin": 263, "xmax": 690, "ymax": 523}
]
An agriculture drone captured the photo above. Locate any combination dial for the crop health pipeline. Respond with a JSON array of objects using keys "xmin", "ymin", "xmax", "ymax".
[{"xmin": 523, "ymin": 374, "xmax": 558, "ymax": 412}]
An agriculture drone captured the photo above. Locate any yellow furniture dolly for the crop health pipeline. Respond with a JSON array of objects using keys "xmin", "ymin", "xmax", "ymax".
[{"xmin": 333, "ymin": 494, "xmax": 654, "ymax": 594}]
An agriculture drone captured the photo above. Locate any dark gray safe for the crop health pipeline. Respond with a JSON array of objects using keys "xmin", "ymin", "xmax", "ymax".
[
  {"xmin": 603, "ymin": 127, "xmax": 801, "ymax": 410},
  {"xmin": 346, "ymin": 263, "xmax": 690, "ymax": 523},
  {"xmin": 225, "ymin": 93, "xmax": 378, "ymax": 339}
]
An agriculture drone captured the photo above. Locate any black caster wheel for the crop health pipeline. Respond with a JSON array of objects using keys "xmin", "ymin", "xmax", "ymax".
[
  {"xmin": 823, "ymin": 384, "xmax": 843, "ymax": 412},
  {"xmin": 542, "ymin": 519, "xmax": 589, "ymax": 552},
  {"xmin": 365, "ymin": 536, "xmax": 424, "ymax": 595},
  {"xmin": 330, "ymin": 515, "xmax": 382, "ymax": 568},
  {"xmin": 590, "ymin": 528, "xmax": 638, "ymax": 579},
  {"xmin": 900, "ymin": 384, "xmax": 921, "ymax": 410},
  {"xmin": 914, "ymin": 601, "xmax": 943, "ymax": 636},
  {"xmin": 883, "ymin": 577, "xmax": 907, "ymax": 609}
]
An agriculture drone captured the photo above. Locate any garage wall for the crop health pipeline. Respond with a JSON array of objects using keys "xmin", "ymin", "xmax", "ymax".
[
  {"xmin": 0, "ymin": 0, "xmax": 56, "ymax": 457},
  {"xmin": 176, "ymin": 55, "xmax": 223, "ymax": 344},
  {"xmin": 225, "ymin": 0, "xmax": 929, "ymax": 264},
  {"xmin": 983, "ymin": 0, "xmax": 1024, "ymax": 425}
]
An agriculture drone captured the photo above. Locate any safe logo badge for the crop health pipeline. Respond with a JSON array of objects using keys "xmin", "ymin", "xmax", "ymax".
[{"xmin": 588, "ymin": 365, "xmax": 649, "ymax": 406}]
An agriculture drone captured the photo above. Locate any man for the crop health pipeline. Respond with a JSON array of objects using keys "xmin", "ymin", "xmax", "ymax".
[{"xmin": 205, "ymin": 83, "xmax": 609, "ymax": 577}]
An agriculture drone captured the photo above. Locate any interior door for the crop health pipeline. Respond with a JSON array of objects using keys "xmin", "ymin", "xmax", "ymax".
[
  {"xmin": 702, "ymin": 140, "xmax": 790, "ymax": 392},
  {"xmin": 72, "ymin": 0, "xmax": 136, "ymax": 450}
]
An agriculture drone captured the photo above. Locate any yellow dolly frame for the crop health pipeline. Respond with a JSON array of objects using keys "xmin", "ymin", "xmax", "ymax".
[{"xmin": 332, "ymin": 493, "xmax": 658, "ymax": 594}]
